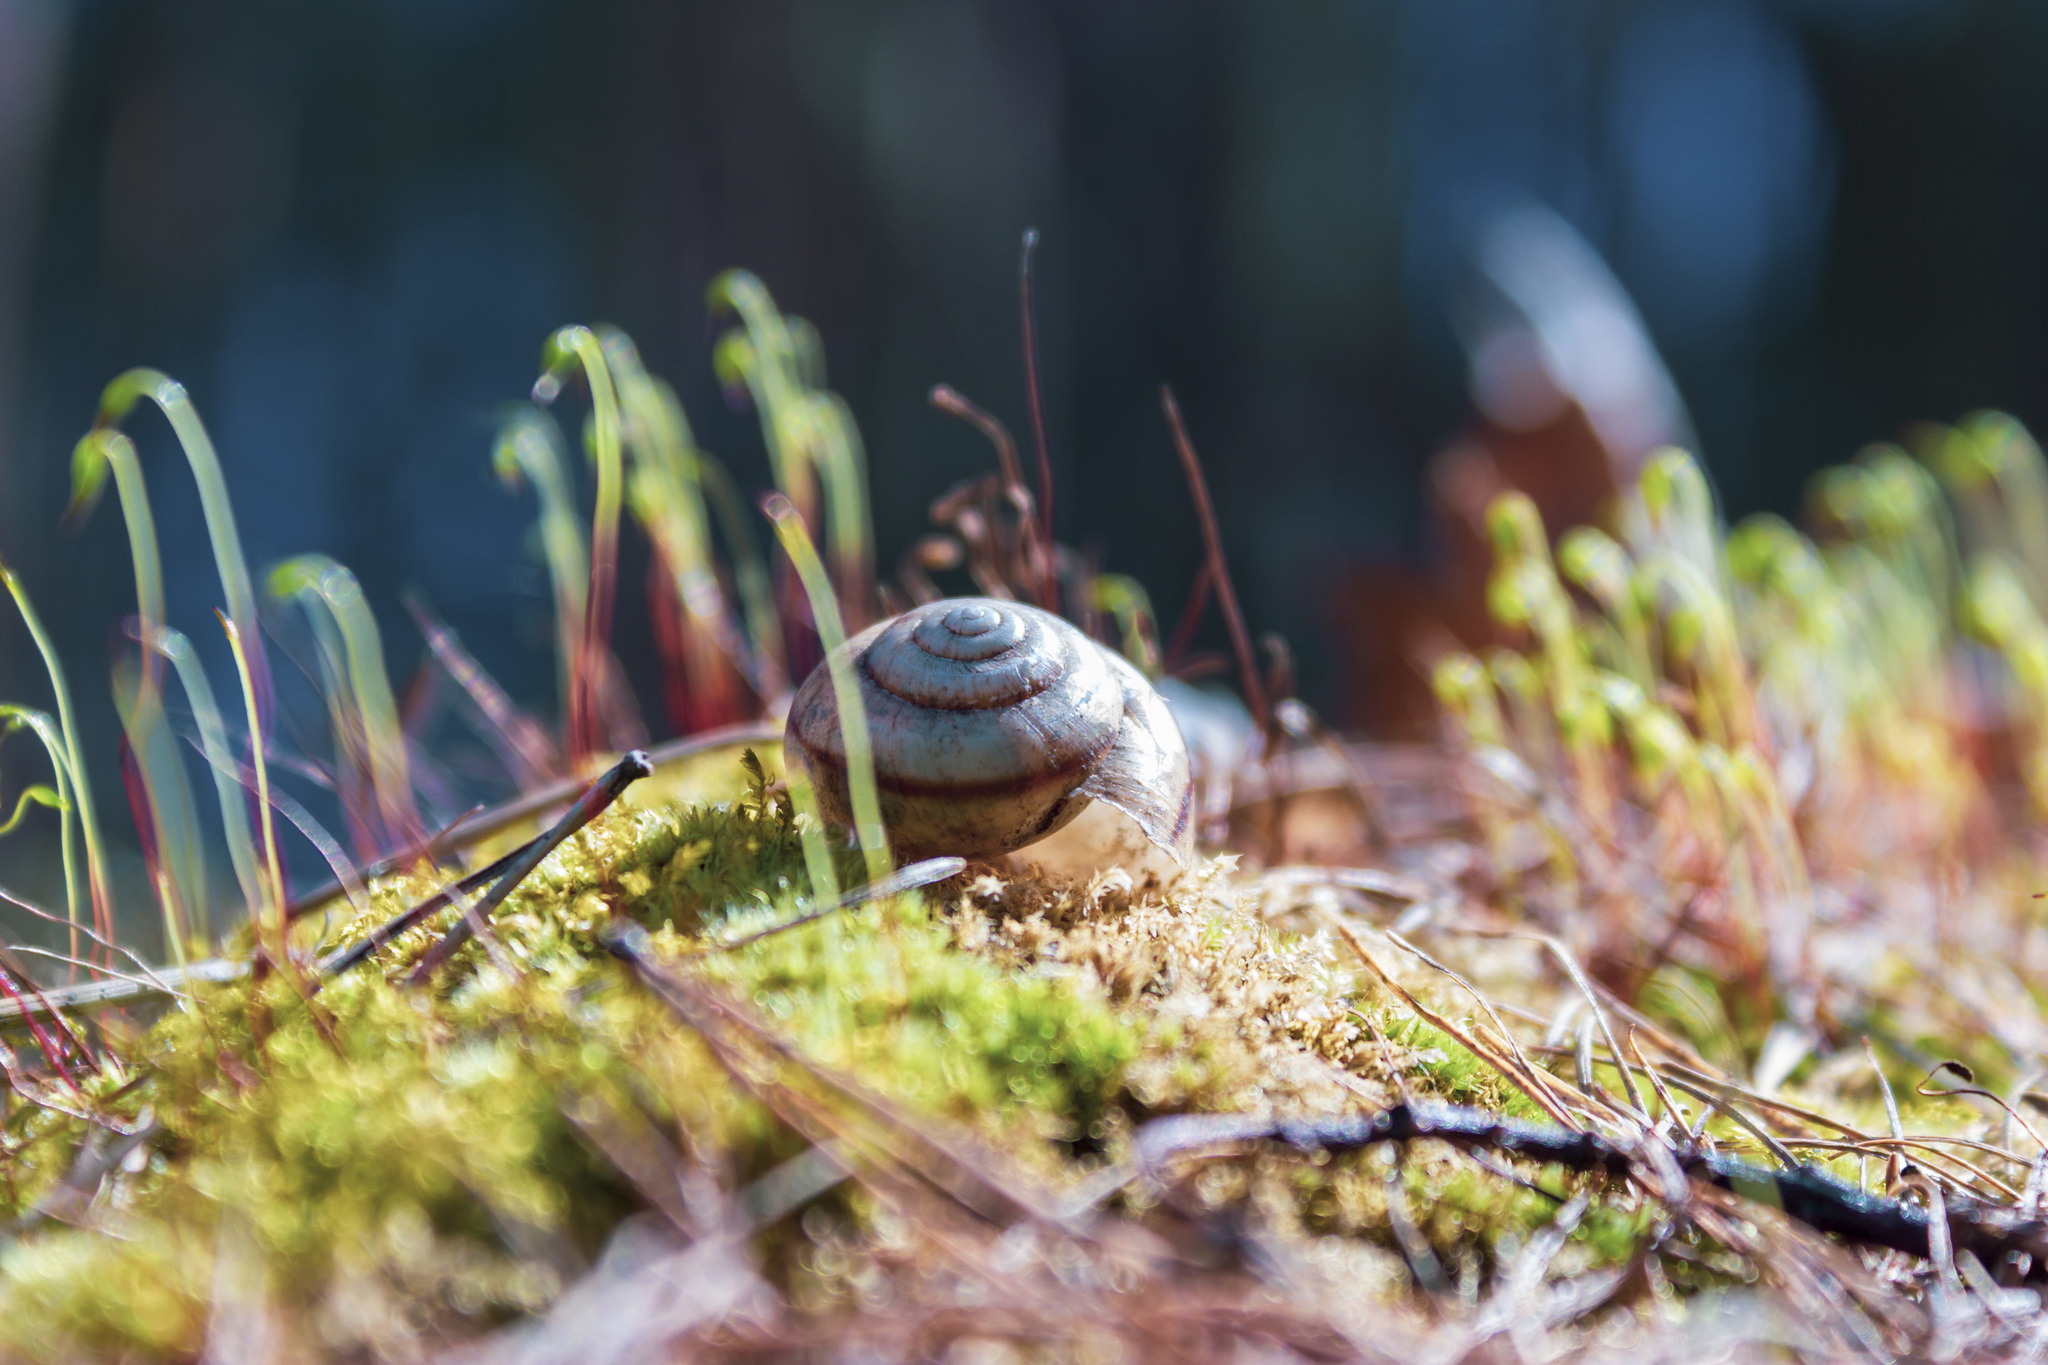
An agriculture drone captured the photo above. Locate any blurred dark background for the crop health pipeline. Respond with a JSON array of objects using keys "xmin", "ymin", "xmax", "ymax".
[{"xmin": 1, "ymin": 0, "xmax": 2043, "ymax": 909}]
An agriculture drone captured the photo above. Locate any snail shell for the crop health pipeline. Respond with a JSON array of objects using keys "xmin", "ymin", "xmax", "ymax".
[{"xmin": 783, "ymin": 597, "xmax": 1195, "ymax": 866}]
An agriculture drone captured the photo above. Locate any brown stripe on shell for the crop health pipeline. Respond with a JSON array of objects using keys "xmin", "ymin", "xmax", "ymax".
[{"xmin": 791, "ymin": 720, "xmax": 1115, "ymax": 801}]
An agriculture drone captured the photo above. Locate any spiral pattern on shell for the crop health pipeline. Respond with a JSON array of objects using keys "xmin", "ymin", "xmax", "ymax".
[
  {"xmin": 863, "ymin": 600, "xmax": 1069, "ymax": 710},
  {"xmin": 784, "ymin": 596, "xmax": 1192, "ymax": 863}
]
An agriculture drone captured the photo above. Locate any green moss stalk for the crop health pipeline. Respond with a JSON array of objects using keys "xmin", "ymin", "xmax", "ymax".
[
  {"xmin": 491, "ymin": 408, "xmax": 589, "ymax": 727},
  {"xmin": 0, "ymin": 705, "xmax": 84, "ymax": 958},
  {"xmin": 268, "ymin": 556, "xmax": 420, "ymax": 849},
  {"xmin": 1, "ymin": 561, "xmax": 114, "ymax": 951},
  {"xmin": 90, "ymin": 369, "xmax": 273, "ymax": 732},
  {"xmin": 144, "ymin": 624, "xmax": 264, "ymax": 920},
  {"xmin": 763, "ymin": 493, "xmax": 890, "ymax": 889},
  {"xmin": 710, "ymin": 271, "xmax": 875, "ymax": 624},
  {"xmin": 600, "ymin": 327, "xmax": 753, "ymax": 725},
  {"xmin": 535, "ymin": 327, "xmax": 625, "ymax": 765},
  {"xmin": 221, "ymin": 613, "xmax": 286, "ymax": 935},
  {"xmin": 67, "ymin": 428, "xmax": 214, "ymax": 952}
]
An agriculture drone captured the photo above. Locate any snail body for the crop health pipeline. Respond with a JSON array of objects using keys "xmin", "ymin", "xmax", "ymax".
[{"xmin": 784, "ymin": 597, "xmax": 1194, "ymax": 866}]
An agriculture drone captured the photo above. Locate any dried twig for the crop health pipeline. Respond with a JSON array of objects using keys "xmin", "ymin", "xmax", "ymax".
[
  {"xmin": 403, "ymin": 751, "xmax": 655, "ymax": 984},
  {"xmin": 291, "ymin": 722, "xmax": 779, "ymax": 920},
  {"xmin": 1124, "ymin": 1103, "xmax": 2048, "ymax": 1272}
]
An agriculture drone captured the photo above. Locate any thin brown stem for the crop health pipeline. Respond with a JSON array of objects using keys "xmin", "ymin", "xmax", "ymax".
[
  {"xmin": 928, "ymin": 386, "xmax": 1054, "ymax": 610},
  {"xmin": 1160, "ymin": 386, "xmax": 1268, "ymax": 739},
  {"xmin": 1383, "ymin": 928, "xmax": 1578, "ymax": 1122},
  {"xmin": 1019, "ymin": 229, "xmax": 1055, "ymax": 552},
  {"xmin": 1163, "ymin": 562, "xmax": 1211, "ymax": 672},
  {"xmin": 0, "ymin": 967, "xmax": 82, "ymax": 1090},
  {"xmin": 705, "ymin": 857, "xmax": 965, "ymax": 954},
  {"xmin": 1324, "ymin": 912, "xmax": 1578, "ymax": 1129},
  {"xmin": 931, "ymin": 386, "xmax": 1026, "ymax": 499}
]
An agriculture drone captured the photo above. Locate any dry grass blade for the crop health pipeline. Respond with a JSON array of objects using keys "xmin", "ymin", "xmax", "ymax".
[
  {"xmin": 1781, "ymin": 1136, "xmax": 2026, "ymax": 1199},
  {"xmin": 703, "ymin": 856, "xmax": 965, "ymax": 953},
  {"xmin": 1627, "ymin": 1027, "xmax": 1689, "ymax": 1130},
  {"xmin": 1554, "ymin": 1044, "xmax": 1874, "ymax": 1145},
  {"xmin": 1382, "ymin": 927, "xmax": 1583, "ymax": 1122},
  {"xmin": 1259, "ymin": 863, "xmax": 1430, "ymax": 904},
  {"xmin": 449, "ymin": 1223, "xmax": 771, "ymax": 1365},
  {"xmin": 0, "ymin": 881, "xmax": 176, "ymax": 991},
  {"xmin": 1323, "ymin": 911, "xmax": 1579, "ymax": 1127},
  {"xmin": 14, "ymin": 1115, "xmax": 161, "ymax": 1233},
  {"xmin": 0, "ymin": 956, "xmax": 245, "ymax": 1023},
  {"xmin": 1919, "ymin": 1059, "xmax": 2048, "ymax": 1158},
  {"xmin": 1454, "ymin": 924, "xmax": 1653, "ymax": 1120}
]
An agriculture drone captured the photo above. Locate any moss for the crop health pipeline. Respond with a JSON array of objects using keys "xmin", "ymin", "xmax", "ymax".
[
  {"xmin": 695, "ymin": 896, "xmax": 1137, "ymax": 1145},
  {"xmin": 0, "ymin": 772, "xmax": 1166, "ymax": 1356},
  {"xmin": 0, "ymin": 1227, "xmax": 211, "ymax": 1360},
  {"xmin": 0, "ymin": 761, "xmax": 1709, "ymax": 1358}
]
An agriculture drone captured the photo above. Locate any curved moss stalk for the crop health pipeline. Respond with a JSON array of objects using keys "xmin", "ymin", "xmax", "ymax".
[
  {"xmin": 805, "ymin": 392, "xmax": 876, "ymax": 623},
  {"xmin": 91, "ymin": 369, "xmax": 273, "ymax": 732},
  {"xmin": 710, "ymin": 271, "xmax": 874, "ymax": 624},
  {"xmin": 709, "ymin": 272, "xmax": 814, "ymax": 514},
  {"xmin": 763, "ymin": 493, "xmax": 891, "ymax": 888},
  {"xmin": 599, "ymin": 328, "xmax": 750, "ymax": 727},
  {"xmin": 1558, "ymin": 527, "xmax": 1654, "ymax": 692},
  {"xmin": 1696, "ymin": 744, "xmax": 1772, "ymax": 981},
  {"xmin": 1597, "ymin": 673, "xmax": 1727, "ymax": 868},
  {"xmin": 1631, "ymin": 451, "xmax": 1754, "ymax": 749},
  {"xmin": 0, "ymin": 705, "xmax": 83, "ymax": 961},
  {"xmin": 1959, "ymin": 413, "xmax": 2048, "ymax": 610},
  {"xmin": 288, "ymin": 569, "xmax": 378, "ymax": 849},
  {"xmin": 697, "ymin": 451, "xmax": 787, "ymax": 694},
  {"xmin": 1485, "ymin": 494, "xmax": 1611, "ymax": 823},
  {"xmin": 143, "ymin": 624, "xmax": 264, "ymax": 921},
  {"xmin": 1727, "ymin": 746, "xmax": 1812, "ymax": 950},
  {"xmin": 1, "ymin": 562, "xmax": 114, "ymax": 948},
  {"xmin": 66, "ymin": 429, "xmax": 208, "ymax": 942},
  {"xmin": 1431, "ymin": 654, "xmax": 1507, "ymax": 750},
  {"xmin": 112, "ymin": 655, "xmax": 202, "ymax": 962},
  {"xmin": 1639, "ymin": 552, "xmax": 1754, "ymax": 752},
  {"xmin": 269, "ymin": 556, "xmax": 419, "ymax": 848},
  {"xmin": 0, "ymin": 776, "xmax": 60, "ymax": 836},
  {"xmin": 66, "ymin": 431, "xmax": 164, "ymax": 688},
  {"xmin": 221, "ymin": 613, "xmax": 287, "ymax": 935},
  {"xmin": 1826, "ymin": 446, "xmax": 1957, "ymax": 638},
  {"xmin": 534, "ymin": 326, "xmax": 624, "ymax": 766},
  {"xmin": 1635, "ymin": 445, "xmax": 1726, "ymax": 595},
  {"xmin": 1486, "ymin": 649, "xmax": 1557, "ymax": 777},
  {"xmin": 491, "ymin": 408, "xmax": 589, "ymax": 724},
  {"xmin": 1431, "ymin": 655, "xmax": 1520, "ymax": 881},
  {"xmin": 1966, "ymin": 557, "xmax": 2048, "ymax": 813}
]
